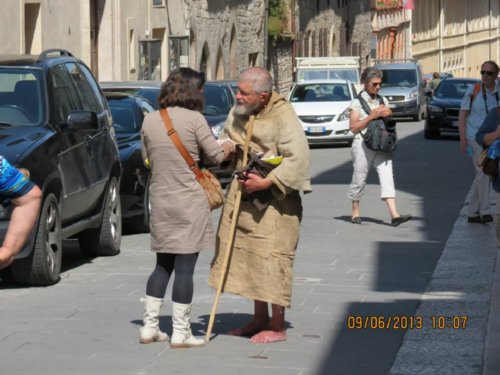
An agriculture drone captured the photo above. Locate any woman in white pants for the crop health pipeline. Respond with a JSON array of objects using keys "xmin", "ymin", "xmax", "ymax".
[{"xmin": 347, "ymin": 67, "xmax": 411, "ymax": 227}]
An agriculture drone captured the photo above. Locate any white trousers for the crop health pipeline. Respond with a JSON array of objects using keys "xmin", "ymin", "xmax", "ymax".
[
  {"xmin": 348, "ymin": 136, "xmax": 396, "ymax": 200},
  {"xmin": 468, "ymin": 138, "xmax": 491, "ymax": 216}
]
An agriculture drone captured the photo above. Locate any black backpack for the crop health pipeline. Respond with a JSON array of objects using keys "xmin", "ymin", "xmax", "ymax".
[{"xmin": 357, "ymin": 93, "xmax": 397, "ymax": 153}]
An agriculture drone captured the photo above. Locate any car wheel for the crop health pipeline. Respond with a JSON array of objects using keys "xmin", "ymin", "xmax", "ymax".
[
  {"xmin": 11, "ymin": 193, "xmax": 62, "ymax": 286},
  {"xmin": 79, "ymin": 177, "xmax": 122, "ymax": 256}
]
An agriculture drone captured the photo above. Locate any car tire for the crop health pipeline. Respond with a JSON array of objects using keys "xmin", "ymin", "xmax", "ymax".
[
  {"xmin": 79, "ymin": 177, "xmax": 122, "ymax": 256},
  {"xmin": 11, "ymin": 193, "xmax": 62, "ymax": 286}
]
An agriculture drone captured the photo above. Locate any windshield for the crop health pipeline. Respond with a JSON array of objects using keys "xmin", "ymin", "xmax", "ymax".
[
  {"xmin": 203, "ymin": 85, "xmax": 234, "ymax": 116},
  {"xmin": 290, "ymin": 83, "xmax": 352, "ymax": 102},
  {"xmin": 108, "ymin": 98, "xmax": 142, "ymax": 132},
  {"xmin": 299, "ymin": 69, "xmax": 359, "ymax": 83},
  {"xmin": 435, "ymin": 80, "xmax": 476, "ymax": 99},
  {"xmin": 381, "ymin": 69, "xmax": 418, "ymax": 87},
  {"xmin": 0, "ymin": 69, "xmax": 44, "ymax": 126}
]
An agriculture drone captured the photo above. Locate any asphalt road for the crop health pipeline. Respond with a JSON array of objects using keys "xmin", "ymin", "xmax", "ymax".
[{"xmin": 0, "ymin": 119, "xmax": 474, "ymax": 375}]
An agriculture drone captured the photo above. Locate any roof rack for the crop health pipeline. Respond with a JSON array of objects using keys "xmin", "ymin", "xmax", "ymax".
[{"xmin": 38, "ymin": 49, "xmax": 74, "ymax": 62}]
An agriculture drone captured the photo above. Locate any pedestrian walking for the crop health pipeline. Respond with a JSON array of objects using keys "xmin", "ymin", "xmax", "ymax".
[
  {"xmin": 476, "ymin": 105, "xmax": 500, "ymax": 244},
  {"xmin": 0, "ymin": 156, "xmax": 42, "ymax": 269},
  {"xmin": 459, "ymin": 60, "xmax": 500, "ymax": 224},
  {"xmin": 139, "ymin": 68, "xmax": 234, "ymax": 348},
  {"xmin": 347, "ymin": 66, "xmax": 411, "ymax": 226},
  {"xmin": 208, "ymin": 67, "xmax": 311, "ymax": 344}
]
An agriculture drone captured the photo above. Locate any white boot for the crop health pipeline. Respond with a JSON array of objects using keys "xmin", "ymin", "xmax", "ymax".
[
  {"xmin": 170, "ymin": 302, "xmax": 205, "ymax": 348},
  {"xmin": 139, "ymin": 296, "xmax": 169, "ymax": 344}
]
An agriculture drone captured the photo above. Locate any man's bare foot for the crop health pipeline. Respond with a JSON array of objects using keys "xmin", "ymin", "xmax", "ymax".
[
  {"xmin": 250, "ymin": 329, "xmax": 287, "ymax": 344},
  {"xmin": 228, "ymin": 320, "xmax": 269, "ymax": 337}
]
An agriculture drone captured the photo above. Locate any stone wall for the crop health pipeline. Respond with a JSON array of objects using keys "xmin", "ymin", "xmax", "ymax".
[{"xmin": 187, "ymin": 0, "xmax": 265, "ymax": 80}]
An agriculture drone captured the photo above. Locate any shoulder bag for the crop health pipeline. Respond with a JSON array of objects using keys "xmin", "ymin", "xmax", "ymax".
[
  {"xmin": 160, "ymin": 108, "xmax": 224, "ymax": 210},
  {"xmin": 357, "ymin": 93, "xmax": 397, "ymax": 152}
]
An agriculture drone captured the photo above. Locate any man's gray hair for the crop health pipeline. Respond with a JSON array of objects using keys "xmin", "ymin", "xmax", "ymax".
[
  {"xmin": 361, "ymin": 67, "xmax": 383, "ymax": 84},
  {"xmin": 239, "ymin": 67, "xmax": 273, "ymax": 94}
]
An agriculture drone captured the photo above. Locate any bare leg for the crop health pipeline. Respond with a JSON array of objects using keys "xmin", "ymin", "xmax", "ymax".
[
  {"xmin": 250, "ymin": 304, "xmax": 287, "ymax": 344},
  {"xmin": 228, "ymin": 300, "xmax": 269, "ymax": 337},
  {"xmin": 351, "ymin": 200, "xmax": 360, "ymax": 218},
  {"xmin": 383, "ymin": 197, "xmax": 399, "ymax": 219}
]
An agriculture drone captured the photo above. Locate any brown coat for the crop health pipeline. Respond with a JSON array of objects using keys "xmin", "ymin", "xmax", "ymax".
[
  {"xmin": 141, "ymin": 107, "xmax": 225, "ymax": 254},
  {"xmin": 208, "ymin": 92, "xmax": 311, "ymax": 307}
]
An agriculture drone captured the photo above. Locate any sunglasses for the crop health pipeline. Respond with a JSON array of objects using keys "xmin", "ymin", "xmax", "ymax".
[
  {"xmin": 480, "ymin": 70, "xmax": 497, "ymax": 77},
  {"xmin": 368, "ymin": 82, "xmax": 382, "ymax": 87}
]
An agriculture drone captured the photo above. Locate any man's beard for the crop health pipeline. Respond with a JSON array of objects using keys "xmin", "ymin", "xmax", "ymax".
[{"xmin": 234, "ymin": 101, "xmax": 261, "ymax": 116}]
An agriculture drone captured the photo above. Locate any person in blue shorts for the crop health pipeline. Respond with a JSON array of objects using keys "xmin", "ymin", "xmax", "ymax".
[{"xmin": 0, "ymin": 156, "xmax": 42, "ymax": 269}]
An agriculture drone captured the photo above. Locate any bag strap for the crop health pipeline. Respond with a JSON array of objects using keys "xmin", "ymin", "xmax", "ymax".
[
  {"xmin": 357, "ymin": 91, "xmax": 384, "ymax": 116},
  {"xmin": 159, "ymin": 108, "xmax": 204, "ymax": 181}
]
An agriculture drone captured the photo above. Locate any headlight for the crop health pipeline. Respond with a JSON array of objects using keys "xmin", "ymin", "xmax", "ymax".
[
  {"xmin": 408, "ymin": 90, "xmax": 418, "ymax": 99},
  {"xmin": 428, "ymin": 105, "xmax": 443, "ymax": 113},
  {"xmin": 336, "ymin": 109, "xmax": 350, "ymax": 122},
  {"xmin": 210, "ymin": 121, "xmax": 224, "ymax": 139}
]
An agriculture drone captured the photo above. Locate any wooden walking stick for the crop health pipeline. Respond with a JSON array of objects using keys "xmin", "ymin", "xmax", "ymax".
[{"xmin": 205, "ymin": 115, "xmax": 255, "ymax": 342}]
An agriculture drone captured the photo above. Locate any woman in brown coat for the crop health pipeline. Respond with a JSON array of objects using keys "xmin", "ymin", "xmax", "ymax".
[{"xmin": 139, "ymin": 68, "xmax": 233, "ymax": 348}]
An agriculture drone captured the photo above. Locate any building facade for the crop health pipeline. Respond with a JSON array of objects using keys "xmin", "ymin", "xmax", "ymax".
[
  {"xmin": 1, "ymin": 0, "xmax": 266, "ymax": 83},
  {"xmin": 267, "ymin": 0, "xmax": 371, "ymax": 93},
  {"xmin": 371, "ymin": 0, "xmax": 412, "ymax": 61},
  {"xmin": 411, "ymin": 0, "xmax": 500, "ymax": 77}
]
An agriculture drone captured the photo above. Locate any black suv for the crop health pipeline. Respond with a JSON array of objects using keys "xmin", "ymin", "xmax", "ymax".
[{"xmin": 0, "ymin": 49, "xmax": 122, "ymax": 286}]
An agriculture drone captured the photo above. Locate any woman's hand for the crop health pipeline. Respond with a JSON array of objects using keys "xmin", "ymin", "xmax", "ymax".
[
  {"xmin": 371, "ymin": 105, "xmax": 392, "ymax": 119},
  {"xmin": 218, "ymin": 139, "xmax": 236, "ymax": 160}
]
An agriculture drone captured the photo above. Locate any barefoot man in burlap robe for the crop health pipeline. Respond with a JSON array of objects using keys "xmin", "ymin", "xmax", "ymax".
[{"xmin": 208, "ymin": 67, "xmax": 311, "ymax": 344}]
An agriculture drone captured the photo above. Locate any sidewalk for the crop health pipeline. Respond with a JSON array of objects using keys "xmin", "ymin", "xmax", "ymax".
[{"xmin": 389, "ymin": 188, "xmax": 499, "ymax": 375}]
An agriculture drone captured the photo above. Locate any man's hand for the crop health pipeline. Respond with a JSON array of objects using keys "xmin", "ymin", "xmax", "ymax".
[{"xmin": 238, "ymin": 172, "xmax": 272, "ymax": 193}]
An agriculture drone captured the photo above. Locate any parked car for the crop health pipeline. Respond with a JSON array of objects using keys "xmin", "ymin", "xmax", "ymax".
[
  {"xmin": 289, "ymin": 79, "xmax": 357, "ymax": 146},
  {"xmin": 374, "ymin": 60, "xmax": 427, "ymax": 121},
  {"xmin": 0, "ymin": 49, "xmax": 122, "ymax": 286},
  {"xmin": 99, "ymin": 80, "xmax": 235, "ymax": 137},
  {"xmin": 100, "ymin": 80, "xmax": 236, "ymax": 183},
  {"xmin": 104, "ymin": 92, "xmax": 155, "ymax": 232},
  {"xmin": 424, "ymin": 77, "xmax": 480, "ymax": 139}
]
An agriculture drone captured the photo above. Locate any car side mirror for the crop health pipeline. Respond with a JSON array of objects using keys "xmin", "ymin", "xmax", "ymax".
[{"xmin": 65, "ymin": 111, "xmax": 98, "ymax": 130}]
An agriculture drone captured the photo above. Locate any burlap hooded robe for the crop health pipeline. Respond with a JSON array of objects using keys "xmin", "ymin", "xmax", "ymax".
[{"xmin": 208, "ymin": 92, "xmax": 311, "ymax": 307}]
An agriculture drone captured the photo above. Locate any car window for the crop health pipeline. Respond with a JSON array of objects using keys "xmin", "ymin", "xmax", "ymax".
[
  {"xmin": 107, "ymin": 98, "xmax": 141, "ymax": 132},
  {"xmin": 290, "ymin": 83, "xmax": 351, "ymax": 102},
  {"xmin": 203, "ymin": 85, "xmax": 234, "ymax": 115},
  {"xmin": 381, "ymin": 69, "xmax": 418, "ymax": 87},
  {"xmin": 435, "ymin": 81, "xmax": 475, "ymax": 99},
  {"xmin": 50, "ymin": 64, "xmax": 81, "ymax": 124},
  {"xmin": 78, "ymin": 63, "xmax": 106, "ymax": 112},
  {"xmin": 136, "ymin": 89, "xmax": 160, "ymax": 109},
  {"xmin": 65, "ymin": 62, "xmax": 100, "ymax": 112},
  {"xmin": 0, "ymin": 69, "xmax": 44, "ymax": 126}
]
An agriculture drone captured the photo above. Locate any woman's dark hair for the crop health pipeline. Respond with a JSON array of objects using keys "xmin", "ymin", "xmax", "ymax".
[
  {"xmin": 361, "ymin": 67, "xmax": 383, "ymax": 84},
  {"xmin": 158, "ymin": 68, "xmax": 206, "ymax": 111}
]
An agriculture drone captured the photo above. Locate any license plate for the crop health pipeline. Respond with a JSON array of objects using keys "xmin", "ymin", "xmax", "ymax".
[
  {"xmin": 451, "ymin": 121, "xmax": 459, "ymax": 127},
  {"xmin": 308, "ymin": 126, "xmax": 325, "ymax": 134},
  {"xmin": 389, "ymin": 103, "xmax": 396, "ymax": 108}
]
